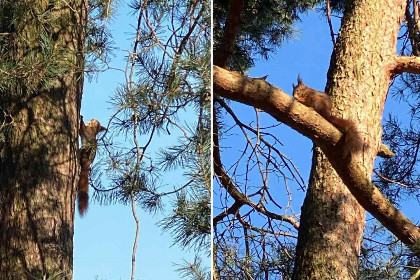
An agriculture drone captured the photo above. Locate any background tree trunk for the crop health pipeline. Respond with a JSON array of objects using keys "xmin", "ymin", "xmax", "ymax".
[
  {"xmin": 0, "ymin": 1, "xmax": 86, "ymax": 279},
  {"xmin": 292, "ymin": 1, "xmax": 406, "ymax": 279}
]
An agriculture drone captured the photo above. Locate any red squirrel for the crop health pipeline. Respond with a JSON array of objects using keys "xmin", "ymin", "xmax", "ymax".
[
  {"xmin": 292, "ymin": 76, "xmax": 363, "ymax": 158},
  {"xmin": 78, "ymin": 117, "xmax": 106, "ymax": 216}
]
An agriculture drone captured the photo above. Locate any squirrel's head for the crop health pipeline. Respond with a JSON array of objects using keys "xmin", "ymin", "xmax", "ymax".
[
  {"xmin": 87, "ymin": 119, "xmax": 107, "ymax": 134},
  {"xmin": 292, "ymin": 75, "xmax": 306, "ymax": 99}
]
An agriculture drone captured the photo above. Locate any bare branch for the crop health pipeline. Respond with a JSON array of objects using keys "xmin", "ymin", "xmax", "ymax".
[
  {"xmin": 326, "ymin": 0, "xmax": 336, "ymax": 46},
  {"xmin": 213, "ymin": 102, "xmax": 300, "ymax": 229},
  {"xmin": 236, "ymin": 213, "xmax": 298, "ymax": 238},
  {"xmin": 215, "ymin": 96, "xmax": 306, "ymax": 190},
  {"xmin": 214, "ymin": 0, "xmax": 243, "ymax": 67}
]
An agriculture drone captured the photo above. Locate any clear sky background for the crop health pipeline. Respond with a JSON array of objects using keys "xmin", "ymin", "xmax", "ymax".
[
  {"xmin": 73, "ymin": 2, "xmax": 204, "ymax": 279},
  {"xmin": 214, "ymin": 3, "xmax": 419, "ymax": 258}
]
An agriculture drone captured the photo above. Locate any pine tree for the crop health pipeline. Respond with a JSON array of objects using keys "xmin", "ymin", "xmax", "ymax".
[{"xmin": 0, "ymin": 1, "xmax": 87, "ymax": 278}]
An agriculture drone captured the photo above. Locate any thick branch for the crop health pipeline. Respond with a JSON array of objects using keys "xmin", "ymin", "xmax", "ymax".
[
  {"xmin": 213, "ymin": 65, "xmax": 420, "ymax": 253},
  {"xmin": 391, "ymin": 55, "xmax": 420, "ymax": 74},
  {"xmin": 378, "ymin": 143, "xmax": 396, "ymax": 158},
  {"xmin": 214, "ymin": 0, "xmax": 243, "ymax": 67}
]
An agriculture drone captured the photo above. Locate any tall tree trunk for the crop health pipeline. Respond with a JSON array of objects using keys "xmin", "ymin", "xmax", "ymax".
[
  {"xmin": 292, "ymin": 1, "xmax": 406, "ymax": 279},
  {"xmin": 0, "ymin": 1, "xmax": 86, "ymax": 279}
]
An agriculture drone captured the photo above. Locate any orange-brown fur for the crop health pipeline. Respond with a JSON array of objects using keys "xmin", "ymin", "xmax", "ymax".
[
  {"xmin": 78, "ymin": 117, "xmax": 106, "ymax": 216},
  {"xmin": 292, "ymin": 76, "xmax": 363, "ymax": 157}
]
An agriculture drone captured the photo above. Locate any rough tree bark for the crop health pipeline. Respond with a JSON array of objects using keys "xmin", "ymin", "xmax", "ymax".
[
  {"xmin": 0, "ymin": 1, "xmax": 86, "ymax": 279},
  {"xmin": 293, "ymin": 1, "xmax": 407, "ymax": 279}
]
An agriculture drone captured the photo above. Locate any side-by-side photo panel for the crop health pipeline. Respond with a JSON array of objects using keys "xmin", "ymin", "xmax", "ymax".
[
  {"xmin": 213, "ymin": 0, "xmax": 420, "ymax": 279},
  {"xmin": 0, "ymin": 1, "xmax": 210, "ymax": 279}
]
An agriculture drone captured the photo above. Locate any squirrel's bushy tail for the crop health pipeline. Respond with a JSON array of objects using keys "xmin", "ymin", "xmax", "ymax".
[
  {"xmin": 78, "ymin": 165, "xmax": 90, "ymax": 216},
  {"xmin": 328, "ymin": 116, "xmax": 364, "ymax": 158}
]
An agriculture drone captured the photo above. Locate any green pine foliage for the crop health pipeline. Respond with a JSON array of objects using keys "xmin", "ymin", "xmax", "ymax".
[
  {"xmin": 213, "ymin": 0, "xmax": 347, "ymax": 71},
  {"xmin": 213, "ymin": 0, "xmax": 321, "ymax": 70},
  {"xmin": 0, "ymin": 2, "xmax": 73, "ymax": 95},
  {"xmin": 175, "ymin": 256, "xmax": 211, "ymax": 280}
]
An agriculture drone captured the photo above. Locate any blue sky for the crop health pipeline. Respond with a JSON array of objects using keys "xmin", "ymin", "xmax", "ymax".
[{"xmin": 73, "ymin": 2, "xmax": 206, "ymax": 279}]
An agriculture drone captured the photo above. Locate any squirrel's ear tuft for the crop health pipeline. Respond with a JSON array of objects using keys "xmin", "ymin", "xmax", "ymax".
[
  {"xmin": 297, "ymin": 75, "xmax": 303, "ymax": 84},
  {"xmin": 98, "ymin": 125, "xmax": 107, "ymax": 133}
]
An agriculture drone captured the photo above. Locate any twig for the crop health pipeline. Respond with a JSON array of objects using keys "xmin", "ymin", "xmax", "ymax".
[
  {"xmin": 130, "ymin": 191, "xmax": 140, "ymax": 280},
  {"xmin": 326, "ymin": 0, "xmax": 336, "ymax": 46},
  {"xmin": 373, "ymin": 169, "xmax": 414, "ymax": 188},
  {"xmin": 410, "ymin": 266, "xmax": 420, "ymax": 280}
]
